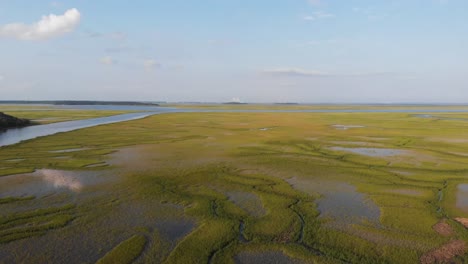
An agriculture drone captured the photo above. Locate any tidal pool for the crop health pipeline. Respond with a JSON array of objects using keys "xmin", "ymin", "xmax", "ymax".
[
  {"xmin": 330, "ymin": 141, "xmax": 384, "ymax": 147},
  {"xmin": 0, "ymin": 169, "xmax": 112, "ymax": 198},
  {"xmin": 331, "ymin": 124, "xmax": 365, "ymax": 130},
  {"xmin": 107, "ymin": 145, "xmax": 164, "ymax": 170},
  {"xmin": 0, "ymin": 200, "xmax": 195, "ymax": 264},
  {"xmin": 330, "ymin": 146, "xmax": 407, "ymax": 157},
  {"xmin": 226, "ymin": 191, "xmax": 266, "ymax": 217},
  {"xmin": 414, "ymin": 114, "xmax": 468, "ymax": 122},
  {"xmin": 118, "ymin": 202, "xmax": 195, "ymax": 247},
  {"xmin": 456, "ymin": 184, "xmax": 468, "ymax": 211},
  {"xmin": 49, "ymin": 148, "xmax": 89, "ymax": 153},
  {"xmin": 234, "ymin": 250, "xmax": 304, "ymax": 264},
  {"xmin": 389, "ymin": 170, "xmax": 414, "ymax": 176},
  {"xmin": 287, "ymin": 177, "xmax": 380, "ymax": 226},
  {"xmin": 155, "ymin": 219, "xmax": 195, "ymax": 244}
]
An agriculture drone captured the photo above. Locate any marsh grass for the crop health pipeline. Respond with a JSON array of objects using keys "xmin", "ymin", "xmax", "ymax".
[
  {"xmin": 96, "ymin": 234, "xmax": 147, "ymax": 264},
  {"xmin": 2, "ymin": 109, "xmax": 133, "ymax": 124},
  {"xmin": 0, "ymin": 204, "xmax": 75, "ymax": 243},
  {"xmin": 2, "ymin": 110, "xmax": 468, "ymax": 262},
  {"xmin": 0, "ymin": 196, "xmax": 34, "ymax": 204}
]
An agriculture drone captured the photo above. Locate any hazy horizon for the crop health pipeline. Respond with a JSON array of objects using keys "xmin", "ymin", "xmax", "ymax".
[
  {"xmin": 1, "ymin": 0, "xmax": 467, "ymax": 103},
  {"xmin": 3, "ymin": 100, "xmax": 468, "ymax": 106}
]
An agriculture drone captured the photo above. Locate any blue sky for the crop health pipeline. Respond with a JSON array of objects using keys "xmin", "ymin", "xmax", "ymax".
[{"xmin": 0, "ymin": 0, "xmax": 467, "ymax": 103}]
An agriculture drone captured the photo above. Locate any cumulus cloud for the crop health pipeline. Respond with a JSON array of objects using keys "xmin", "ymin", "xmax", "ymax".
[
  {"xmin": 0, "ymin": 8, "xmax": 80, "ymax": 40},
  {"xmin": 100, "ymin": 56, "xmax": 115, "ymax": 65},
  {"xmin": 262, "ymin": 68, "xmax": 330, "ymax": 77},
  {"xmin": 143, "ymin": 59, "xmax": 160, "ymax": 70}
]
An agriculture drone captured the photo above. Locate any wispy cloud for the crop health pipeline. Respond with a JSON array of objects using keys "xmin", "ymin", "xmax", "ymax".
[
  {"xmin": 0, "ymin": 8, "xmax": 80, "ymax": 40},
  {"xmin": 308, "ymin": 0, "xmax": 322, "ymax": 6},
  {"xmin": 143, "ymin": 59, "xmax": 160, "ymax": 70},
  {"xmin": 303, "ymin": 11, "xmax": 335, "ymax": 21},
  {"xmin": 352, "ymin": 7, "xmax": 388, "ymax": 20},
  {"xmin": 262, "ymin": 68, "xmax": 404, "ymax": 78},
  {"xmin": 83, "ymin": 30, "xmax": 126, "ymax": 41},
  {"xmin": 83, "ymin": 30, "xmax": 102, "ymax": 38},
  {"xmin": 50, "ymin": 1, "xmax": 62, "ymax": 8},
  {"xmin": 302, "ymin": 16, "xmax": 315, "ymax": 21},
  {"xmin": 105, "ymin": 45, "xmax": 132, "ymax": 53},
  {"xmin": 262, "ymin": 68, "xmax": 330, "ymax": 77},
  {"xmin": 99, "ymin": 56, "xmax": 115, "ymax": 65},
  {"xmin": 298, "ymin": 39, "xmax": 340, "ymax": 47},
  {"xmin": 109, "ymin": 32, "xmax": 126, "ymax": 41}
]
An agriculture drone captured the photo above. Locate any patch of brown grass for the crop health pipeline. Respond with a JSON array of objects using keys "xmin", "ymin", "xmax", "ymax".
[
  {"xmin": 432, "ymin": 219, "xmax": 454, "ymax": 237},
  {"xmin": 420, "ymin": 240, "xmax": 466, "ymax": 264}
]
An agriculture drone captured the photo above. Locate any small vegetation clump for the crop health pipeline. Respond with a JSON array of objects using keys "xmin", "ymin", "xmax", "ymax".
[{"xmin": 96, "ymin": 235, "xmax": 147, "ymax": 264}]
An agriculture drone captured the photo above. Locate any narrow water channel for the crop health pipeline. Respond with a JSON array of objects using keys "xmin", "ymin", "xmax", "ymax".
[{"xmin": 0, "ymin": 112, "xmax": 159, "ymax": 147}]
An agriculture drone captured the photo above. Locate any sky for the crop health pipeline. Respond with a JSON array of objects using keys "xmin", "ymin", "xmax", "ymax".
[{"xmin": 0, "ymin": 0, "xmax": 467, "ymax": 103}]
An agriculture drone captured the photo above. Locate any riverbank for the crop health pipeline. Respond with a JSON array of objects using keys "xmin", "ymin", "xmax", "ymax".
[{"xmin": 0, "ymin": 112, "xmax": 32, "ymax": 130}]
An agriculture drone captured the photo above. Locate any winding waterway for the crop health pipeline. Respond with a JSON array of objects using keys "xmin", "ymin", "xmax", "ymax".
[{"xmin": 0, "ymin": 112, "xmax": 162, "ymax": 147}]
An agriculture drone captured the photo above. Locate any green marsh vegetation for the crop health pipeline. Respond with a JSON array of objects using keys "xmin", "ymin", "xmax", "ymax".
[
  {"xmin": 0, "ymin": 106, "xmax": 133, "ymax": 124},
  {"xmin": 167, "ymin": 103, "xmax": 468, "ymax": 111},
  {"xmin": 2, "ymin": 109, "xmax": 468, "ymax": 263}
]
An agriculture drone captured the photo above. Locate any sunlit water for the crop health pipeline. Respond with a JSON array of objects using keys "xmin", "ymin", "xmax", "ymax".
[
  {"xmin": 330, "ymin": 146, "xmax": 408, "ymax": 157},
  {"xmin": 0, "ymin": 112, "xmax": 170, "ymax": 147},
  {"xmin": 235, "ymin": 250, "xmax": 304, "ymax": 264},
  {"xmin": 456, "ymin": 184, "xmax": 468, "ymax": 211},
  {"xmin": 0, "ymin": 169, "xmax": 110, "ymax": 197},
  {"xmin": 287, "ymin": 177, "xmax": 380, "ymax": 226}
]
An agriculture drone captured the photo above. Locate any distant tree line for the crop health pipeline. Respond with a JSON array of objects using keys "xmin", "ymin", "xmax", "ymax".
[{"xmin": 0, "ymin": 101, "xmax": 160, "ymax": 106}]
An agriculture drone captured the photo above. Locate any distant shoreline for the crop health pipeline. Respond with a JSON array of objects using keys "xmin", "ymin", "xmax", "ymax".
[{"xmin": 0, "ymin": 101, "xmax": 160, "ymax": 106}]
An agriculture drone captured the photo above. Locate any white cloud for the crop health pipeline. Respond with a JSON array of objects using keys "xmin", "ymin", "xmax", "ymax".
[
  {"xmin": 352, "ymin": 7, "xmax": 388, "ymax": 20},
  {"xmin": 0, "ymin": 8, "xmax": 80, "ymax": 40},
  {"xmin": 263, "ymin": 68, "xmax": 330, "ymax": 77},
  {"xmin": 143, "ymin": 59, "xmax": 160, "ymax": 70},
  {"xmin": 314, "ymin": 11, "xmax": 335, "ymax": 18},
  {"xmin": 262, "ymin": 68, "xmax": 402, "ymax": 78},
  {"xmin": 100, "ymin": 56, "xmax": 115, "ymax": 65},
  {"xmin": 303, "ymin": 16, "xmax": 316, "ymax": 21}
]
